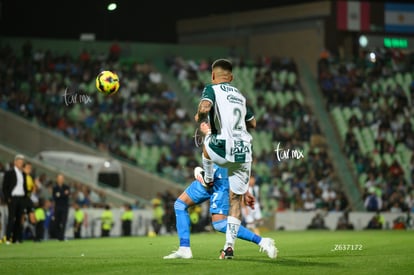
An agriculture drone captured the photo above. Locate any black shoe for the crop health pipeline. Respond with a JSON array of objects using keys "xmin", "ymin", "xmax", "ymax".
[{"xmin": 219, "ymin": 247, "xmax": 234, "ymax": 259}]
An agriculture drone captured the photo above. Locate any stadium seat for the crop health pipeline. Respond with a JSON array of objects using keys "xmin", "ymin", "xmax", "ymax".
[
  {"xmin": 288, "ymin": 71, "xmax": 297, "ymax": 86},
  {"xmin": 285, "ymin": 90, "xmax": 294, "ymax": 104},
  {"xmin": 278, "ymin": 70, "xmax": 287, "ymax": 85},
  {"xmin": 382, "ymin": 153, "xmax": 393, "ymax": 166},
  {"xmin": 404, "ymin": 72, "xmax": 412, "ymax": 87},
  {"xmin": 395, "ymin": 72, "xmax": 403, "ymax": 86},
  {"xmin": 359, "ymin": 173, "xmax": 368, "ymax": 188},
  {"xmin": 294, "ymin": 90, "xmax": 305, "ymax": 104}
]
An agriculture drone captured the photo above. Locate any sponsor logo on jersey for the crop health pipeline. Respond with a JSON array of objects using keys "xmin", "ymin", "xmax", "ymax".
[
  {"xmin": 226, "ymin": 94, "xmax": 243, "ymax": 105},
  {"xmin": 230, "ymin": 140, "xmax": 250, "ymax": 155},
  {"xmin": 220, "ymin": 84, "xmax": 239, "ymax": 93}
]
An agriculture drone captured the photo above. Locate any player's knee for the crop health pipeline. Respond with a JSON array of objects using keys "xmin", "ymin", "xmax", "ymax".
[
  {"xmin": 212, "ymin": 219, "xmax": 227, "ymax": 233},
  {"xmin": 174, "ymin": 199, "xmax": 188, "ymax": 212}
]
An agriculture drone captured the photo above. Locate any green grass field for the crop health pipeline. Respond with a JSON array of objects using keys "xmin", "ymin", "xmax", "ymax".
[{"xmin": 1, "ymin": 230, "xmax": 413, "ymax": 275}]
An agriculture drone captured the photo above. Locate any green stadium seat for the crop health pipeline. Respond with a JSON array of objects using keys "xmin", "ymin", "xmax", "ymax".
[
  {"xmin": 386, "ymin": 77, "xmax": 396, "ymax": 91},
  {"xmin": 395, "ymin": 72, "xmax": 403, "ymax": 86},
  {"xmin": 275, "ymin": 91, "xmax": 285, "ymax": 107},
  {"xmin": 382, "ymin": 153, "xmax": 393, "ymax": 166},
  {"xmin": 353, "ymin": 107, "xmax": 363, "ymax": 121},
  {"xmin": 181, "ymin": 79, "xmax": 190, "ymax": 92},
  {"xmin": 278, "ymin": 70, "xmax": 287, "ymax": 84},
  {"xmin": 359, "ymin": 173, "xmax": 368, "ymax": 188},
  {"xmin": 264, "ymin": 91, "xmax": 274, "ymax": 107},
  {"xmin": 285, "ymin": 90, "xmax": 294, "ymax": 104},
  {"xmin": 288, "ymin": 71, "xmax": 297, "ymax": 86},
  {"xmin": 353, "ymin": 127, "xmax": 366, "ymax": 154},
  {"xmin": 379, "ymin": 78, "xmax": 387, "ymax": 93},
  {"xmin": 342, "ymin": 107, "xmax": 352, "ymax": 122},
  {"xmin": 404, "ymin": 72, "xmax": 412, "ymax": 86},
  {"xmin": 294, "ymin": 90, "xmax": 305, "ymax": 104},
  {"xmin": 371, "ymin": 81, "xmax": 379, "ymax": 93},
  {"xmin": 361, "ymin": 128, "xmax": 375, "ymax": 151},
  {"xmin": 373, "ymin": 154, "xmax": 382, "ymax": 166},
  {"xmin": 177, "ymin": 155, "xmax": 188, "ymax": 167}
]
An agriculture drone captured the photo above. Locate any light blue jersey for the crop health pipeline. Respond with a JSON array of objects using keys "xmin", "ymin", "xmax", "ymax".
[{"xmin": 185, "ymin": 165, "xmax": 229, "ymax": 215}]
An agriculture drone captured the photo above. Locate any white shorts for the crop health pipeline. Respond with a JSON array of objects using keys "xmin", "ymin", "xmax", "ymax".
[{"xmin": 204, "ymin": 135, "xmax": 251, "ymax": 195}]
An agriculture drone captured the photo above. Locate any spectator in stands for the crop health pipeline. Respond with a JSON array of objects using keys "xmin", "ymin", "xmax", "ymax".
[
  {"xmin": 389, "ymin": 160, "xmax": 404, "ymax": 179},
  {"xmin": 321, "ymin": 186, "xmax": 337, "ymax": 210},
  {"xmin": 364, "ymin": 172, "xmax": 378, "ymax": 191},
  {"xmin": 302, "ymin": 188, "xmax": 316, "ymax": 211},
  {"xmin": 52, "ymin": 173, "xmax": 70, "ymax": 241},
  {"xmin": 364, "ymin": 187, "xmax": 383, "ymax": 212},
  {"xmin": 108, "ymin": 40, "xmax": 121, "ymax": 62},
  {"xmin": 1, "ymin": 46, "xmax": 350, "ymax": 216}
]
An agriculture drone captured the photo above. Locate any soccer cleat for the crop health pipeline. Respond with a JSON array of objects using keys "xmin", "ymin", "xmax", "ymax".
[
  {"xmin": 194, "ymin": 166, "xmax": 213, "ymax": 188},
  {"xmin": 163, "ymin": 248, "xmax": 193, "ymax": 259},
  {"xmin": 259, "ymin": 238, "xmax": 278, "ymax": 259},
  {"xmin": 219, "ymin": 247, "xmax": 234, "ymax": 259}
]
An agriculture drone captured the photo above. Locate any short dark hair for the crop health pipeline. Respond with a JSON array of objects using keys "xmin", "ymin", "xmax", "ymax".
[{"xmin": 212, "ymin": 59, "xmax": 232, "ymax": 72}]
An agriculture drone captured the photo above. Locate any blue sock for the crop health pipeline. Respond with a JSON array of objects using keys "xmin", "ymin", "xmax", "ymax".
[
  {"xmin": 212, "ymin": 219, "xmax": 262, "ymax": 245},
  {"xmin": 174, "ymin": 199, "xmax": 190, "ymax": 247}
]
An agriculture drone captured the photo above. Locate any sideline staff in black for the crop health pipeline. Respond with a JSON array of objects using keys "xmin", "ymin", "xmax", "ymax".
[
  {"xmin": 2, "ymin": 154, "xmax": 27, "ymax": 244},
  {"xmin": 52, "ymin": 173, "xmax": 70, "ymax": 241}
]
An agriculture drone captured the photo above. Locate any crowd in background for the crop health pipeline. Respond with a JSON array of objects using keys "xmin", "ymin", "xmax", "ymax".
[
  {"xmin": 1, "ymin": 41, "xmax": 413, "ymax": 237},
  {"xmin": 318, "ymin": 47, "xmax": 414, "ymax": 214},
  {"xmin": 0, "ymin": 42, "xmax": 350, "ymax": 217},
  {"xmin": 0, "ymin": 41, "xmax": 196, "ymax": 184},
  {"xmin": 166, "ymin": 55, "xmax": 350, "ymax": 216}
]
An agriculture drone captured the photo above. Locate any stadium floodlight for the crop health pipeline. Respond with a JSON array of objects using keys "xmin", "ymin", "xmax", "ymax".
[
  {"xmin": 359, "ymin": 35, "xmax": 368, "ymax": 48},
  {"xmin": 107, "ymin": 3, "xmax": 117, "ymax": 11},
  {"xmin": 369, "ymin": 52, "xmax": 376, "ymax": 63}
]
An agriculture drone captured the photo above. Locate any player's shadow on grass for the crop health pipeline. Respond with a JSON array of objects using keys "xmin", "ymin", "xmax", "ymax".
[
  {"xmin": 235, "ymin": 257, "xmax": 339, "ymax": 268},
  {"xmin": 272, "ymin": 257, "xmax": 339, "ymax": 267}
]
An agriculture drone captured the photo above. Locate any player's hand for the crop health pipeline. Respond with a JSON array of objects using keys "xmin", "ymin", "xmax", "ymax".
[
  {"xmin": 199, "ymin": 121, "xmax": 211, "ymax": 135},
  {"xmin": 244, "ymin": 191, "xmax": 255, "ymax": 209}
]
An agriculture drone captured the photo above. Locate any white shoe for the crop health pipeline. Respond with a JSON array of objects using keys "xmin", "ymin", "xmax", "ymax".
[
  {"xmin": 194, "ymin": 167, "xmax": 213, "ymax": 188},
  {"xmin": 163, "ymin": 247, "xmax": 193, "ymax": 259},
  {"xmin": 259, "ymin": 238, "xmax": 278, "ymax": 259}
]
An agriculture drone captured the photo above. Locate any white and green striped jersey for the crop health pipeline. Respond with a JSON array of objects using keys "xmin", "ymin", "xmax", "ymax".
[{"xmin": 200, "ymin": 82, "xmax": 254, "ymax": 163}]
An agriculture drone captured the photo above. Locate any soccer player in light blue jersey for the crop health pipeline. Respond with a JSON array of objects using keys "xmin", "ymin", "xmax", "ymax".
[{"xmin": 163, "ymin": 164, "xmax": 277, "ymax": 259}]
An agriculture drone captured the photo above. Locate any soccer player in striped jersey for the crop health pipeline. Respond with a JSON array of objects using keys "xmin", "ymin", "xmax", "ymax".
[{"xmin": 194, "ymin": 58, "xmax": 256, "ymax": 259}]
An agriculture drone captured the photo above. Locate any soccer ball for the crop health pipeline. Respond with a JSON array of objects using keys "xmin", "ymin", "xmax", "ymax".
[{"xmin": 96, "ymin": 70, "xmax": 120, "ymax": 95}]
